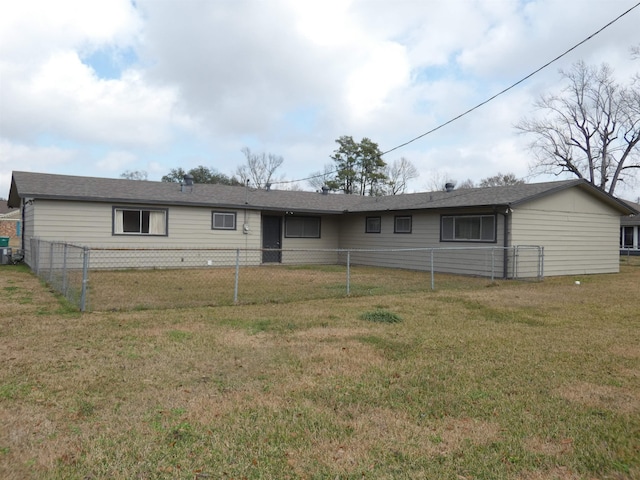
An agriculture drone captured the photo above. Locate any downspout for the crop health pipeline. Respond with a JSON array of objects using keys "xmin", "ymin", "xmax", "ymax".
[
  {"xmin": 20, "ymin": 198, "xmax": 26, "ymax": 252},
  {"xmin": 500, "ymin": 206, "xmax": 511, "ymax": 279}
]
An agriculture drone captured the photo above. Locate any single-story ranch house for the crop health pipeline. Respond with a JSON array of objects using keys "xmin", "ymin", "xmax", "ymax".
[
  {"xmin": 7, "ymin": 171, "xmax": 637, "ymax": 277},
  {"xmin": 621, "ymin": 200, "xmax": 640, "ymax": 255}
]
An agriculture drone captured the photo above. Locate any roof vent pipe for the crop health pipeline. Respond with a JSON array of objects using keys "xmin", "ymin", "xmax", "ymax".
[
  {"xmin": 181, "ymin": 174, "xmax": 194, "ymax": 193},
  {"xmin": 321, "ymin": 185, "xmax": 330, "ymax": 195},
  {"xmin": 444, "ymin": 182, "xmax": 455, "ymax": 192},
  {"xmin": 265, "ymin": 183, "xmax": 272, "ymax": 191}
]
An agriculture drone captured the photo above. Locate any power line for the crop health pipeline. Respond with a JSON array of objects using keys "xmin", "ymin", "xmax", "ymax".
[
  {"xmin": 380, "ymin": 1, "xmax": 640, "ymax": 156},
  {"xmin": 274, "ymin": 1, "xmax": 640, "ymax": 186}
]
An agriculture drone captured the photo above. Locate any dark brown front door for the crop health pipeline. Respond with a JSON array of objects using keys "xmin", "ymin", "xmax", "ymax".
[{"xmin": 262, "ymin": 215, "xmax": 282, "ymax": 263}]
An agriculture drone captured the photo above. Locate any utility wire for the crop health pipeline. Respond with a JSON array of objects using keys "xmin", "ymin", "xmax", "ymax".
[
  {"xmin": 380, "ymin": 1, "xmax": 640, "ymax": 156},
  {"xmin": 274, "ymin": 1, "xmax": 640, "ymax": 185}
]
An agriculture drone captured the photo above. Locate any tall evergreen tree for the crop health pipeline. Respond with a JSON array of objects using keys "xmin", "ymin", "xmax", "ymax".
[{"xmin": 328, "ymin": 136, "xmax": 387, "ymax": 195}]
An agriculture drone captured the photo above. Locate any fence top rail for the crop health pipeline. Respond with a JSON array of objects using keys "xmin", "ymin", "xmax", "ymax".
[
  {"xmin": 35, "ymin": 239, "xmax": 86, "ymax": 249},
  {"xmin": 76, "ymin": 245, "xmax": 542, "ymax": 253}
]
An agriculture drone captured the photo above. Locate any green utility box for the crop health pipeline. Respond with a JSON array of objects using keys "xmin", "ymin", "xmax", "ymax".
[{"xmin": 0, "ymin": 237, "xmax": 9, "ymax": 247}]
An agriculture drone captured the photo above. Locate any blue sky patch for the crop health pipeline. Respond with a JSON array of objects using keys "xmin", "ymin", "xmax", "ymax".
[{"xmin": 82, "ymin": 46, "xmax": 138, "ymax": 79}]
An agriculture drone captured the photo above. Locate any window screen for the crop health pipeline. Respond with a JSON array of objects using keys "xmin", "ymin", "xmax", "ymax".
[
  {"xmin": 441, "ymin": 215, "xmax": 495, "ymax": 242},
  {"xmin": 285, "ymin": 216, "xmax": 320, "ymax": 238}
]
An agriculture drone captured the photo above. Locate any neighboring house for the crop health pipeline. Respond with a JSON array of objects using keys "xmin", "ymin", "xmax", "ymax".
[
  {"xmin": 0, "ymin": 202, "xmax": 21, "ymax": 248},
  {"xmin": 7, "ymin": 171, "xmax": 638, "ymax": 277},
  {"xmin": 621, "ymin": 200, "xmax": 640, "ymax": 254}
]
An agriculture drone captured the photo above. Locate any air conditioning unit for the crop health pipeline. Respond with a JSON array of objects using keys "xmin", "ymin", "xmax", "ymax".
[{"xmin": 0, "ymin": 247, "xmax": 12, "ymax": 265}]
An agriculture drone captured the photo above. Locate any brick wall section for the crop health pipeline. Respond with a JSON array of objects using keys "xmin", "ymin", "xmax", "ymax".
[{"xmin": 0, "ymin": 219, "xmax": 20, "ymax": 247}]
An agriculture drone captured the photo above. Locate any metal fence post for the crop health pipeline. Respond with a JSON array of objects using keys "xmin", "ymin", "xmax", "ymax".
[
  {"xmin": 234, "ymin": 248, "xmax": 240, "ymax": 304},
  {"xmin": 79, "ymin": 246, "xmax": 90, "ymax": 312},
  {"xmin": 62, "ymin": 243, "xmax": 68, "ymax": 295},
  {"xmin": 491, "ymin": 248, "xmax": 495, "ymax": 282},
  {"xmin": 346, "ymin": 250, "xmax": 351, "ymax": 296},
  {"xmin": 33, "ymin": 238, "xmax": 40, "ymax": 275},
  {"xmin": 48, "ymin": 241, "xmax": 54, "ymax": 282},
  {"xmin": 430, "ymin": 249, "xmax": 435, "ymax": 290}
]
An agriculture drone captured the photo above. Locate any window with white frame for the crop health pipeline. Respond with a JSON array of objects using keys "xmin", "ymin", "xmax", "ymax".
[
  {"xmin": 212, "ymin": 211, "xmax": 237, "ymax": 230},
  {"xmin": 285, "ymin": 216, "xmax": 320, "ymax": 238},
  {"xmin": 394, "ymin": 215, "xmax": 412, "ymax": 233},
  {"xmin": 113, "ymin": 207, "xmax": 167, "ymax": 235},
  {"xmin": 441, "ymin": 214, "xmax": 496, "ymax": 242}
]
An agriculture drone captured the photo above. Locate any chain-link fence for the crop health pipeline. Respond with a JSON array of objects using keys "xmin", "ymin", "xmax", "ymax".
[
  {"xmin": 29, "ymin": 239, "xmax": 90, "ymax": 310},
  {"xmin": 29, "ymin": 240, "xmax": 543, "ymax": 312}
]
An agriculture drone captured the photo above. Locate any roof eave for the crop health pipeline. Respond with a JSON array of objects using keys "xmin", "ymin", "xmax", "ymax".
[
  {"xmin": 509, "ymin": 178, "xmax": 637, "ymax": 215},
  {"xmin": 11, "ymin": 192, "xmax": 347, "ymax": 215}
]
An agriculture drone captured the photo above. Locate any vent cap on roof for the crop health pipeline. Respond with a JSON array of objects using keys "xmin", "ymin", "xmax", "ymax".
[
  {"xmin": 444, "ymin": 182, "xmax": 455, "ymax": 192},
  {"xmin": 180, "ymin": 174, "xmax": 194, "ymax": 193},
  {"xmin": 321, "ymin": 185, "xmax": 330, "ymax": 195}
]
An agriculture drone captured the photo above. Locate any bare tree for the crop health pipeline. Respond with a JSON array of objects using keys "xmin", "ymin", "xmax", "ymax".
[
  {"xmin": 479, "ymin": 172, "xmax": 525, "ymax": 188},
  {"xmin": 307, "ymin": 163, "xmax": 337, "ymax": 191},
  {"xmin": 516, "ymin": 60, "xmax": 640, "ymax": 195},
  {"xmin": 120, "ymin": 170, "xmax": 148, "ymax": 181},
  {"xmin": 457, "ymin": 179, "xmax": 476, "ymax": 189},
  {"xmin": 236, "ymin": 147, "xmax": 284, "ymax": 188},
  {"xmin": 425, "ymin": 171, "xmax": 456, "ymax": 191},
  {"xmin": 385, "ymin": 157, "xmax": 419, "ymax": 194}
]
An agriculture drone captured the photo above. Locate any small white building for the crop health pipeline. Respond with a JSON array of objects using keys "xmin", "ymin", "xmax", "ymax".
[{"xmin": 621, "ymin": 200, "xmax": 640, "ymax": 254}]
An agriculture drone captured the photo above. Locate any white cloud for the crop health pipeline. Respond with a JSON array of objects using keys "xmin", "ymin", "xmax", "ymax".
[
  {"xmin": 346, "ymin": 42, "xmax": 410, "ymax": 119},
  {"xmin": 1, "ymin": 0, "xmax": 639, "ymax": 200},
  {"xmin": 0, "ymin": 0, "xmax": 140, "ymax": 62},
  {"xmin": 0, "ymin": 140, "xmax": 78, "ymax": 196},
  {"xmin": 96, "ymin": 150, "xmax": 139, "ymax": 173},
  {"xmin": 1, "ymin": 50, "xmax": 182, "ymax": 146}
]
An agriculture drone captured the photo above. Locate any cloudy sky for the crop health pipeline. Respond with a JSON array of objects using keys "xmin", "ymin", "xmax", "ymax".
[{"xmin": 1, "ymin": 0, "xmax": 639, "ymax": 200}]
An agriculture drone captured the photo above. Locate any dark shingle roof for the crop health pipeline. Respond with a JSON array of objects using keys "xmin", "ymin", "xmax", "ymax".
[
  {"xmin": 7, "ymin": 171, "xmax": 365, "ymax": 213},
  {"xmin": 1, "ymin": 201, "xmax": 17, "ymax": 215},
  {"xmin": 8, "ymin": 171, "xmax": 637, "ymax": 215},
  {"xmin": 621, "ymin": 200, "xmax": 640, "ymax": 225}
]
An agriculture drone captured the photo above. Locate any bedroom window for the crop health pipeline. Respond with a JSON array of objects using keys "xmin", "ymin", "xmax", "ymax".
[
  {"xmin": 366, "ymin": 216, "xmax": 381, "ymax": 233},
  {"xmin": 285, "ymin": 216, "xmax": 320, "ymax": 238},
  {"xmin": 212, "ymin": 211, "xmax": 236, "ymax": 230},
  {"xmin": 621, "ymin": 226, "xmax": 634, "ymax": 248},
  {"xmin": 113, "ymin": 208, "xmax": 167, "ymax": 235},
  {"xmin": 441, "ymin": 214, "xmax": 496, "ymax": 242},
  {"xmin": 394, "ymin": 215, "xmax": 412, "ymax": 234}
]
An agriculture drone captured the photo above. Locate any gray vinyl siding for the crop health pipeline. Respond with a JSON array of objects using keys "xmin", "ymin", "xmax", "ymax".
[
  {"xmin": 338, "ymin": 211, "xmax": 437, "ymax": 270},
  {"xmin": 27, "ymin": 200, "xmax": 265, "ymax": 268},
  {"xmin": 281, "ymin": 215, "xmax": 341, "ymax": 264},
  {"xmin": 338, "ymin": 211, "xmax": 507, "ymax": 276},
  {"xmin": 25, "ymin": 200, "xmax": 342, "ymax": 268},
  {"xmin": 511, "ymin": 188, "xmax": 621, "ymax": 276},
  {"xmin": 27, "ymin": 200, "xmax": 261, "ymax": 247}
]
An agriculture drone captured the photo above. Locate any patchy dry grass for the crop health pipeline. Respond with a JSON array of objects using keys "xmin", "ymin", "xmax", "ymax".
[
  {"xmin": 85, "ymin": 264, "xmax": 496, "ymax": 311},
  {"xmin": 0, "ymin": 262, "xmax": 638, "ymax": 479}
]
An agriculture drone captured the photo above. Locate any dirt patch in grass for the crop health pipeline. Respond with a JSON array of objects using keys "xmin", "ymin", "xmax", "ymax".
[
  {"xmin": 610, "ymin": 344, "xmax": 640, "ymax": 359},
  {"xmin": 517, "ymin": 466, "xmax": 584, "ymax": 480},
  {"xmin": 556, "ymin": 381, "xmax": 640, "ymax": 414},
  {"xmin": 524, "ymin": 435, "xmax": 575, "ymax": 456},
  {"xmin": 286, "ymin": 410, "xmax": 501, "ymax": 474}
]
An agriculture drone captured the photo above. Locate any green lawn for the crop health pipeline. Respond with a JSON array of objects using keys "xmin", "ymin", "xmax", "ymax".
[{"xmin": 1, "ymin": 262, "xmax": 638, "ymax": 479}]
